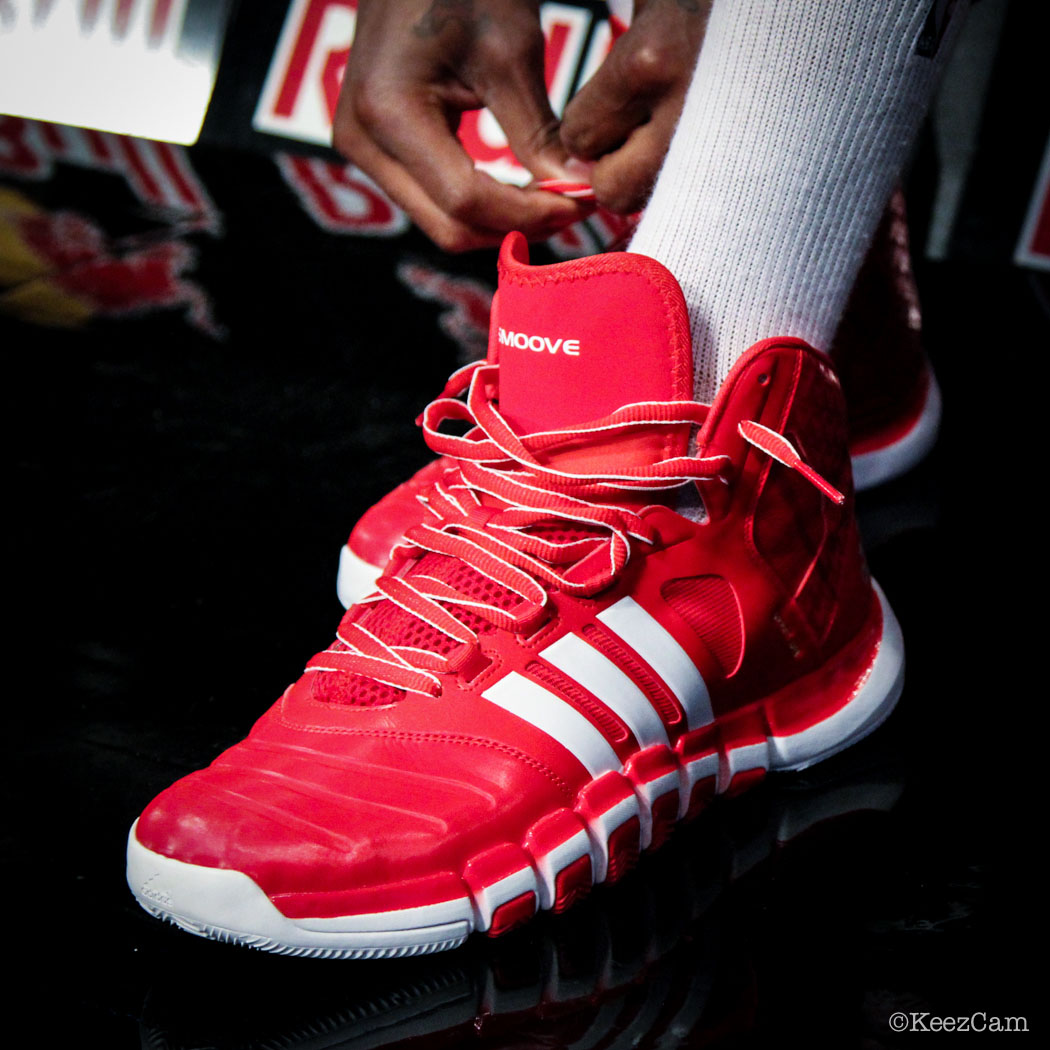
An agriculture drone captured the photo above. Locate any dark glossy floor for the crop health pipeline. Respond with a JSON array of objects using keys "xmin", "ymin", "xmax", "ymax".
[{"xmin": 6, "ymin": 231, "xmax": 1044, "ymax": 1043}]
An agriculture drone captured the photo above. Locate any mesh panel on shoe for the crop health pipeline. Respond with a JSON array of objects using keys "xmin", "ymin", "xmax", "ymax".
[
  {"xmin": 580, "ymin": 624, "xmax": 682, "ymax": 727},
  {"xmin": 315, "ymin": 500, "xmax": 626, "ymax": 706},
  {"xmin": 661, "ymin": 575, "xmax": 743, "ymax": 676},
  {"xmin": 752, "ymin": 354, "xmax": 858, "ymax": 644},
  {"xmin": 362, "ymin": 554, "xmax": 518, "ymax": 653},
  {"xmin": 365, "ymin": 599, "xmax": 462, "ymax": 657},
  {"xmin": 315, "ymin": 672, "xmax": 405, "ymax": 707},
  {"xmin": 315, "ymin": 551, "xmax": 521, "ymax": 705},
  {"xmin": 526, "ymin": 660, "xmax": 629, "ymax": 744},
  {"xmin": 439, "ymin": 557, "xmax": 521, "ymax": 612}
]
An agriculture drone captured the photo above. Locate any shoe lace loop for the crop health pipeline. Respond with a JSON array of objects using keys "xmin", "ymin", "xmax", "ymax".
[{"xmin": 305, "ymin": 363, "xmax": 842, "ymax": 697}]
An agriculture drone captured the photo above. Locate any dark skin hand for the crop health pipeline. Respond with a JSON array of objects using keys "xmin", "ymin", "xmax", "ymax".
[
  {"xmin": 333, "ymin": 0, "xmax": 592, "ymax": 252},
  {"xmin": 560, "ymin": 0, "xmax": 712, "ymax": 215}
]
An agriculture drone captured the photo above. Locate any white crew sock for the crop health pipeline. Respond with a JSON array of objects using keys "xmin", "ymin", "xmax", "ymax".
[{"xmin": 627, "ymin": 0, "xmax": 968, "ymax": 401}]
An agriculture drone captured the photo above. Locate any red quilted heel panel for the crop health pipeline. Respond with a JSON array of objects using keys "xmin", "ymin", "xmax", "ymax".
[
  {"xmin": 786, "ymin": 352, "xmax": 853, "ymax": 500},
  {"xmin": 795, "ymin": 356, "xmax": 870, "ymax": 652},
  {"xmin": 752, "ymin": 351, "xmax": 869, "ymax": 649}
]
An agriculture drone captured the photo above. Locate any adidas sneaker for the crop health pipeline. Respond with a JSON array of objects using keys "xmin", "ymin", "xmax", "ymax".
[
  {"xmin": 830, "ymin": 188, "xmax": 941, "ymax": 489},
  {"xmin": 128, "ymin": 233, "xmax": 904, "ymax": 958}
]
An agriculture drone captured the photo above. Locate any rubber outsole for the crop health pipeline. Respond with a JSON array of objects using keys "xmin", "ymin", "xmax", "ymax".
[{"xmin": 127, "ymin": 585, "xmax": 903, "ymax": 959}]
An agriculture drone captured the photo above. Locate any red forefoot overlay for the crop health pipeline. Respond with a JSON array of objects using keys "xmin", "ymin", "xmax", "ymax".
[{"xmin": 143, "ymin": 590, "xmax": 884, "ymax": 936}]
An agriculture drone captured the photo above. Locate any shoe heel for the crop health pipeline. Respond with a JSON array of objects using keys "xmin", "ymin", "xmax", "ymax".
[{"xmin": 768, "ymin": 582, "xmax": 905, "ymax": 772}]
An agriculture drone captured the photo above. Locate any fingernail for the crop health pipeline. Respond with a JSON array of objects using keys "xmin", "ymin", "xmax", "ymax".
[{"xmin": 563, "ymin": 157, "xmax": 596, "ymax": 178}]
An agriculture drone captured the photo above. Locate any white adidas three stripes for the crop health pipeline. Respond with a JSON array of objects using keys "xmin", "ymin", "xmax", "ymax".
[
  {"xmin": 597, "ymin": 597, "xmax": 713, "ymax": 728},
  {"xmin": 482, "ymin": 597, "xmax": 712, "ymax": 777}
]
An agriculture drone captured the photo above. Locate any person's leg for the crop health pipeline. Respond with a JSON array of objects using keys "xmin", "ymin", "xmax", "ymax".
[{"xmin": 627, "ymin": 0, "xmax": 968, "ymax": 401}]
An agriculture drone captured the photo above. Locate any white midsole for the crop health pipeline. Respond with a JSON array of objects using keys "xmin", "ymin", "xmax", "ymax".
[
  {"xmin": 336, "ymin": 545, "xmax": 384, "ymax": 609},
  {"xmin": 127, "ymin": 830, "xmax": 474, "ymax": 953},
  {"xmin": 851, "ymin": 371, "xmax": 942, "ymax": 492},
  {"xmin": 770, "ymin": 582, "xmax": 904, "ymax": 770}
]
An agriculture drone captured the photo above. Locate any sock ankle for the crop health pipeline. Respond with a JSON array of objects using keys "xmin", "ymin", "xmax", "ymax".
[{"xmin": 627, "ymin": 0, "xmax": 967, "ymax": 401}]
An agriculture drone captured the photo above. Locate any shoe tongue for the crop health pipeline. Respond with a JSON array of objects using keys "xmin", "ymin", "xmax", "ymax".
[{"xmin": 492, "ymin": 234, "xmax": 694, "ymax": 461}]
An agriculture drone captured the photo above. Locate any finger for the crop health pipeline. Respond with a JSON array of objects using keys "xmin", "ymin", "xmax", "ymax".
[
  {"xmin": 481, "ymin": 54, "xmax": 577, "ymax": 180},
  {"xmin": 336, "ymin": 115, "xmax": 506, "ymax": 250},
  {"xmin": 559, "ymin": 41, "xmax": 664, "ymax": 160},
  {"xmin": 368, "ymin": 93, "xmax": 588, "ymax": 238},
  {"xmin": 337, "ymin": 67, "xmax": 587, "ymax": 246},
  {"xmin": 343, "ymin": 117, "xmax": 587, "ymax": 251},
  {"xmin": 588, "ymin": 106, "xmax": 679, "ymax": 214}
]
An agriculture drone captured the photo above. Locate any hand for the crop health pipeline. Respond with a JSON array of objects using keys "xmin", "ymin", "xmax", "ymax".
[
  {"xmin": 333, "ymin": 0, "xmax": 591, "ymax": 252},
  {"xmin": 560, "ymin": 0, "xmax": 712, "ymax": 214}
]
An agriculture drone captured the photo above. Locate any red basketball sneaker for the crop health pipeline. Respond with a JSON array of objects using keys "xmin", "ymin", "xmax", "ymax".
[
  {"xmin": 128, "ymin": 234, "xmax": 904, "ymax": 959},
  {"xmin": 337, "ymin": 191, "xmax": 938, "ymax": 607},
  {"xmin": 830, "ymin": 189, "xmax": 941, "ymax": 491}
]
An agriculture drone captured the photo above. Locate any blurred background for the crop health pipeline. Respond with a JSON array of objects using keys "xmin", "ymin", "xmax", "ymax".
[{"xmin": 2, "ymin": 1, "xmax": 1045, "ymax": 1045}]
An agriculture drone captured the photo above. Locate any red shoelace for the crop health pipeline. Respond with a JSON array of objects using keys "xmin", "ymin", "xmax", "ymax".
[{"xmin": 305, "ymin": 362, "xmax": 841, "ymax": 697}]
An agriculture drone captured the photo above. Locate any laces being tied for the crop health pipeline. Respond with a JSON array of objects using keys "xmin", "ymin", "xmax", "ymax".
[{"xmin": 304, "ymin": 362, "xmax": 844, "ymax": 699}]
